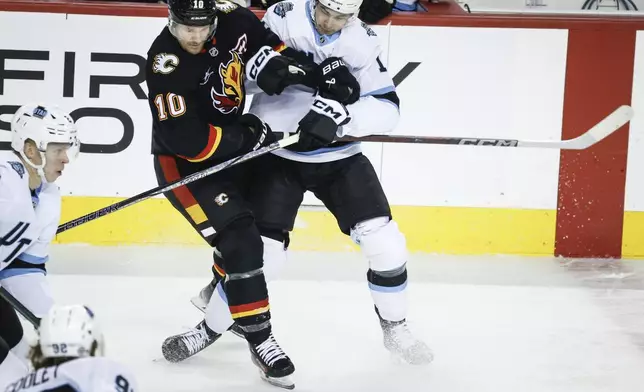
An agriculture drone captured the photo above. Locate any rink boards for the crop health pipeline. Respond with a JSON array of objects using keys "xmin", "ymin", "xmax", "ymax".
[{"xmin": 1, "ymin": 2, "xmax": 644, "ymax": 257}]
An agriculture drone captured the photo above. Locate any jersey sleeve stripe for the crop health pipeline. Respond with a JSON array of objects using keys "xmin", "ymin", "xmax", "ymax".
[
  {"xmin": 273, "ymin": 43, "xmax": 287, "ymax": 53},
  {"xmin": 180, "ymin": 125, "xmax": 223, "ymax": 163},
  {"xmin": 16, "ymin": 253, "xmax": 49, "ymax": 264},
  {"xmin": 362, "ymin": 86, "xmax": 396, "ymax": 96},
  {"xmin": 0, "ymin": 267, "xmax": 46, "ymax": 280}
]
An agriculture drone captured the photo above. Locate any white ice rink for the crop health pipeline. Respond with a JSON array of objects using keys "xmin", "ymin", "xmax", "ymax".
[{"xmin": 17, "ymin": 245, "xmax": 644, "ymax": 392}]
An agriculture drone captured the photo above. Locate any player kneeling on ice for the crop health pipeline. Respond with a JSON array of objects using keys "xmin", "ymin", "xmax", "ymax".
[
  {"xmin": 164, "ymin": 0, "xmax": 433, "ymax": 368},
  {"xmin": 0, "ymin": 104, "xmax": 80, "ymax": 383},
  {"xmin": 2, "ymin": 304, "xmax": 137, "ymax": 392}
]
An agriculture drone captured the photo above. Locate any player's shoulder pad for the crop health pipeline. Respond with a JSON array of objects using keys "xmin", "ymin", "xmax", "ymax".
[
  {"xmin": 270, "ymin": 1, "xmax": 296, "ymax": 18},
  {"xmin": 4, "ymin": 161, "xmax": 26, "ymax": 179},
  {"xmin": 147, "ymin": 28, "xmax": 182, "ymax": 77},
  {"xmin": 341, "ymin": 21, "xmax": 383, "ymax": 65},
  {"xmin": 215, "ymin": 0, "xmax": 240, "ymax": 14},
  {"xmin": 359, "ymin": 21, "xmax": 378, "ymax": 38},
  {"xmin": 150, "ymin": 52, "xmax": 181, "ymax": 76},
  {"xmin": 345, "ymin": 20, "xmax": 380, "ymax": 46},
  {"xmin": 218, "ymin": 1, "xmax": 265, "ymax": 31}
]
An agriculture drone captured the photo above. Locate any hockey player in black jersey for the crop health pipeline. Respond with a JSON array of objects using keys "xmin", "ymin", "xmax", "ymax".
[
  {"xmin": 146, "ymin": 0, "xmax": 312, "ymax": 388},
  {"xmin": 161, "ymin": 0, "xmax": 433, "ymax": 370}
]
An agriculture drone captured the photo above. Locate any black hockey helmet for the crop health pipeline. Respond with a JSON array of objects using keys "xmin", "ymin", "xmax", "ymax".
[{"xmin": 168, "ymin": 0, "xmax": 218, "ymax": 26}]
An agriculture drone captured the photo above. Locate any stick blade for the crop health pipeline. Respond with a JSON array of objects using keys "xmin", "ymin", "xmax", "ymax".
[{"xmin": 565, "ymin": 105, "xmax": 634, "ymax": 150}]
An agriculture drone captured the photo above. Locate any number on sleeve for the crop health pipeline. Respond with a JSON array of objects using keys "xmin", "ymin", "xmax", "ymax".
[
  {"xmin": 154, "ymin": 93, "xmax": 187, "ymax": 121},
  {"xmin": 115, "ymin": 375, "xmax": 132, "ymax": 392},
  {"xmin": 376, "ymin": 56, "xmax": 387, "ymax": 73},
  {"xmin": 193, "ymin": 0, "xmax": 204, "ymax": 8}
]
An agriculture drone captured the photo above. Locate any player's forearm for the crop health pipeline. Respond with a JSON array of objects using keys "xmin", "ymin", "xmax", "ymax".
[
  {"xmin": 158, "ymin": 121, "xmax": 252, "ymax": 163},
  {"xmin": 339, "ymin": 96, "xmax": 400, "ymax": 138}
]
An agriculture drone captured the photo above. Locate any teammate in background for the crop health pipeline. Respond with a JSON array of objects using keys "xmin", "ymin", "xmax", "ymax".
[
  {"xmin": 0, "ymin": 104, "xmax": 80, "ymax": 385},
  {"xmin": 1, "ymin": 304, "xmax": 137, "ymax": 392},
  {"xmin": 147, "ymin": 0, "xmax": 319, "ymax": 388},
  {"xmin": 166, "ymin": 0, "xmax": 433, "ymax": 367}
]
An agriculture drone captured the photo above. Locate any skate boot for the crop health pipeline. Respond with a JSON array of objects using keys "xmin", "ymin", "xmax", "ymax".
[
  {"xmin": 162, "ymin": 320, "xmax": 221, "ymax": 363},
  {"xmin": 380, "ymin": 317, "xmax": 434, "ymax": 365},
  {"xmin": 249, "ymin": 332, "xmax": 295, "ymax": 389}
]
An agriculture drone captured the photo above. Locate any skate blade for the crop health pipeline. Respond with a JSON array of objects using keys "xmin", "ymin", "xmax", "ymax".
[
  {"xmin": 385, "ymin": 346, "xmax": 434, "ymax": 366},
  {"xmin": 190, "ymin": 296, "xmax": 207, "ymax": 313},
  {"xmin": 259, "ymin": 371, "xmax": 294, "ymax": 390}
]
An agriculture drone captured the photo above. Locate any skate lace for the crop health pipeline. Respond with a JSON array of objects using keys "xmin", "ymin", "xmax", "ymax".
[
  {"xmin": 256, "ymin": 334, "xmax": 287, "ymax": 367},
  {"xmin": 182, "ymin": 325, "xmax": 210, "ymax": 354}
]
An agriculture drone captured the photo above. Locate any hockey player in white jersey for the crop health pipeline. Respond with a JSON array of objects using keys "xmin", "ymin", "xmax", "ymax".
[
  {"xmin": 162, "ymin": 0, "xmax": 433, "ymax": 371},
  {"xmin": 0, "ymin": 104, "xmax": 80, "ymax": 383},
  {"xmin": 1, "ymin": 304, "xmax": 137, "ymax": 392}
]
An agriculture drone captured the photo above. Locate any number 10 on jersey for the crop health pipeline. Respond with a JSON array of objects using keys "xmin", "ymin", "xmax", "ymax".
[{"xmin": 154, "ymin": 93, "xmax": 186, "ymax": 120}]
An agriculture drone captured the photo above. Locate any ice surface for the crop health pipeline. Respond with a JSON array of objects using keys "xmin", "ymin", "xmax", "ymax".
[{"xmin": 14, "ymin": 245, "xmax": 644, "ymax": 391}]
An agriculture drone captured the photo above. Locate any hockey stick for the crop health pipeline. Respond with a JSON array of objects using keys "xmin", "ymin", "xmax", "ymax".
[
  {"xmin": 56, "ymin": 134, "xmax": 301, "ymax": 235},
  {"xmin": 56, "ymin": 105, "xmax": 632, "ymax": 233},
  {"xmin": 340, "ymin": 105, "xmax": 633, "ymax": 150},
  {"xmin": 0, "ymin": 287, "xmax": 39, "ymax": 328}
]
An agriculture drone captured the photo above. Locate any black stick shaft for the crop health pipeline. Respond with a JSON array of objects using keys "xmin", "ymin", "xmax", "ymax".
[{"xmin": 0, "ymin": 287, "xmax": 39, "ymax": 328}]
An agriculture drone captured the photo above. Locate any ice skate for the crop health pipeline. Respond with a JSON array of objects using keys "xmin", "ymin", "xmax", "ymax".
[
  {"xmin": 190, "ymin": 280, "xmax": 245, "ymax": 339},
  {"xmin": 380, "ymin": 318, "xmax": 433, "ymax": 365},
  {"xmin": 249, "ymin": 332, "xmax": 295, "ymax": 389},
  {"xmin": 162, "ymin": 320, "xmax": 221, "ymax": 363}
]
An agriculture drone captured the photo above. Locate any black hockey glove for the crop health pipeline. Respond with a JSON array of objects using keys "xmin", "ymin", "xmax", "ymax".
[
  {"xmin": 247, "ymin": 46, "xmax": 309, "ymax": 96},
  {"xmin": 316, "ymin": 57, "xmax": 361, "ymax": 105},
  {"xmin": 296, "ymin": 96, "xmax": 351, "ymax": 151},
  {"xmin": 238, "ymin": 113, "xmax": 276, "ymax": 153},
  {"xmin": 358, "ymin": 0, "xmax": 394, "ymax": 24}
]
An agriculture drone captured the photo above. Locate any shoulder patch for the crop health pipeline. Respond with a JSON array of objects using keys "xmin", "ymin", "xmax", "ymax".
[
  {"xmin": 215, "ymin": 0, "xmax": 238, "ymax": 13},
  {"xmin": 152, "ymin": 53, "xmax": 179, "ymax": 75},
  {"xmin": 273, "ymin": 2, "xmax": 294, "ymax": 18},
  {"xmin": 7, "ymin": 161, "xmax": 25, "ymax": 179},
  {"xmin": 360, "ymin": 22, "xmax": 377, "ymax": 37}
]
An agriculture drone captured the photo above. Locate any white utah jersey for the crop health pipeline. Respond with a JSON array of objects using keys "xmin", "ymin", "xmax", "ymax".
[
  {"xmin": 0, "ymin": 159, "xmax": 60, "ymax": 273},
  {"xmin": 249, "ymin": 0, "xmax": 400, "ymax": 163},
  {"xmin": 3, "ymin": 357, "xmax": 137, "ymax": 392}
]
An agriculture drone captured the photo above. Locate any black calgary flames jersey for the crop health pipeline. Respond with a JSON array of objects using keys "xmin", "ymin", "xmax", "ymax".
[{"xmin": 146, "ymin": 1, "xmax": 286, "ymax": 163}]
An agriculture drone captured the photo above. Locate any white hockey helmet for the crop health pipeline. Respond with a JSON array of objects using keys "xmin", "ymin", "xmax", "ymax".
[
  {"xmin": 11, "ymin": 103, "xmax": 80, "ymax": 180},
  {"xmin": 316, "ymin": 0, "xmax": 364, "ymax": 15},
  {"xmin": 39, "ymin": 305, "xmax": 104, "ymax": 359}
]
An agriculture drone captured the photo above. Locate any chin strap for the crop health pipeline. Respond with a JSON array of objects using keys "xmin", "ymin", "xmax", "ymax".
[{"xmin": 19, "ymin": 149, "xmax": 48, "ymax": 183}]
